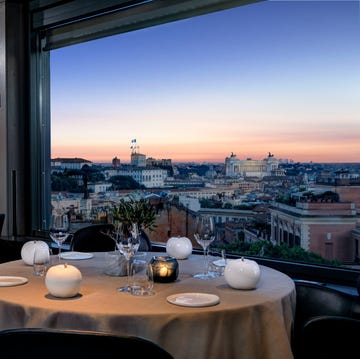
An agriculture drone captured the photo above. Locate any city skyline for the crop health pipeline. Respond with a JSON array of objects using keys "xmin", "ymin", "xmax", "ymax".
[{"xmin": 50, "ymin": 1, "xmax": 360, "ymax": 164}]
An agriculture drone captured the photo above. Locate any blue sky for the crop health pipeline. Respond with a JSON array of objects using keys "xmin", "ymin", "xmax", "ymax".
[{"xmin": 50, "ymin": 0, "xmax": 360, "ymax": 163}]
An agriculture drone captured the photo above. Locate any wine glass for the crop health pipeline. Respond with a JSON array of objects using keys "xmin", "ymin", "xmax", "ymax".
[
  {"xmin": 49, "ymin": 212, "xmax": 69, "ymax": 262},
  {"xmin": 115, "ymin": 222, "xmax": 141, "ymax": 292},
  {"xmin": 193, "ymin": 216, "xmax": 217, "ymax": 280}
]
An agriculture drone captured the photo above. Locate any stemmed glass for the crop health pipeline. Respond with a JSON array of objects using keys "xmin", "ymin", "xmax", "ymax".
[
  {"xmin": 193, "ymin": 216, "xmax": 217, "ymax": 280},
  {"xmin": 115, "ymin": 222, "xmax": 141, "ymax": 292},
  {"xmin": 49, "ymin": 212, "xmax": 70, "ymax": 262}
]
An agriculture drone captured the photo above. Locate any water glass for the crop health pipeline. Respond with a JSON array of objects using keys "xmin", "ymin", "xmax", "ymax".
[
  {"xmin": 129, "ymin": 259, "xmax": 154, "ymax": 296},
  {"xmin": 33, "ymin": 247, "xmax": 51, "ymax": 276}
]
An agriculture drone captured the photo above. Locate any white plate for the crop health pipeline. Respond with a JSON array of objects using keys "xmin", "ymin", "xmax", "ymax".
[
  {"xmin": 212, "ymin": 259, "xmax": 234, "ymax": 267},
  {"xmin": 0, "ymin": 276, "xmax": 28, "ymax": 287},
  {"xmin": 212, "ymin": 259, "xmax": 227, "ymax": 267},
  {"xmin": 60, "ymin": 251, "xmax": 94, "ymax": 260},
  {"xmin": 167, "ymin": 293, "xmax": 220, "ymax": 307}
]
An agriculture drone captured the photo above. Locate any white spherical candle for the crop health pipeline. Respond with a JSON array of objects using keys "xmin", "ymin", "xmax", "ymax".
[
  {"xmin": 21, "ymin": 240, "xmax": 49, "ymax": 266},
  {"xmin": 45, "ymin": 263, "xmax": 82, "ymax": 298},
  {"xmin": 224, "ymin": 257, "xmax": 261, "ymax": 290},
  {"xmin": 166, "ymin": 236, "xmax": 193, "ymax": 259}
]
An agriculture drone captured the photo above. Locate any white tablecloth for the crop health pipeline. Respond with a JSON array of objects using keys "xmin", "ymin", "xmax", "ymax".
[{"xmin": 0, "ymin": 252, "xmax": 296, "ymax": 359}]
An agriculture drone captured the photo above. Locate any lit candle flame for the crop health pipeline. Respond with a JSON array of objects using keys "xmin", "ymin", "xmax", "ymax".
[{"xmin": 159, "ymin": 264, "xmax": 169, "ymax": 277}]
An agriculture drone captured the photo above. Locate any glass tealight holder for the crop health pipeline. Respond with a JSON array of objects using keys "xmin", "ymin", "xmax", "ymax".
[{"xmin": 150, "ymin": 255, "xmax": 179, "ymax": 283}]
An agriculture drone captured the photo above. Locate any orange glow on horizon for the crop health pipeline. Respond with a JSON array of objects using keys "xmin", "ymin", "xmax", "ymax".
[{"xmin": 51, "ymin": 141, "xmax": 360, "ymax": 164}]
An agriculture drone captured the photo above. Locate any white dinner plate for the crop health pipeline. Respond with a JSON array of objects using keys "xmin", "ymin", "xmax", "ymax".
[
  {"xmin": 60, "ymin": 251, "xmax": 94, "ymax": 260},
  {"xmin": 167, "ymin": 293, "xmax": 220, "ymax": 307},
  {"xmin": 212, "ymin": 259, "xmax": 227, "ymax": 267},
  {"xmin": 0, "ymin": 276, "xmax": 28, "ymax": 287},
  {"xmin": 212, "ymin": 258, "xmax": 234, "ymax": 267}
]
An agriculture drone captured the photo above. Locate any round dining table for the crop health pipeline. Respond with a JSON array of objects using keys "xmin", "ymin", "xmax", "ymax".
[{"xmin": 0, "ymin": 251, "xmax": 295, "ymax": 359}]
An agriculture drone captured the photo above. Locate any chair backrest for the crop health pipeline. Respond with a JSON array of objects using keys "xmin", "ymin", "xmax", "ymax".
[
  {"xmin": 299, "ymin": 315, "xmax": 360, "ymax": 359},
  {"xmin": 294, "ymin": 280, "xmax": 357, "ymax": 323},
  {"xmin": 70, "ymin": 223, "xmax": 116, "ymax": 252},
  {"xmin": 70, "ymin": 224, "xmax": 152, "ymax": 252},
  {"xmin": 0, "ymin": 328, "xmax": 174, "ymax": 359},
  {"xmin": 293, "ymin": 280, "xmax": 360, "ymax": 358},
  {"xmin": 139, "ymin": 228, "xmax": 152, "ymax": 251}
]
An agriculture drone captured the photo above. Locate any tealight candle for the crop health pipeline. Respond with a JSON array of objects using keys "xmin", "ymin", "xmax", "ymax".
[{"xmin": 150, "ymin": 256, "xmax": 179, "ymax": 283}]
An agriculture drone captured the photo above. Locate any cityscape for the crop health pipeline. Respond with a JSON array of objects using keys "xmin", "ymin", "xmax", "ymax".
[
  {"xmin": 51, "ymin": 145, "xmax": 360, "ymax": 268},
  {"xmin": 49, "ymin": 1, "xmax": 360, "ymax": 268}
]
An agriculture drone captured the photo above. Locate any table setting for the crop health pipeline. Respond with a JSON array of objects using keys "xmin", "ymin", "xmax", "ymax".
[
  {"xmin": 0, "ymin": 247, "xmax": 296, "ymax": 359},
  {"xmin": 0, "ymin": 216, "xmax": 296, "ymax": 359},
  {"xmin": 11, "ymin": 217, "xmax": 270, "ymax": 305}
]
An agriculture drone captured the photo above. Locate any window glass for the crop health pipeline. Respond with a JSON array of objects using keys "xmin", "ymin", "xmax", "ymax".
[{"xmin": 50, "ymin": 1, "xmax": 360, "ymax": 271}]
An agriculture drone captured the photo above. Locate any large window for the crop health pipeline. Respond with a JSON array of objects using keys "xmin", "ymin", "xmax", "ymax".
[{"xmin": 30, "ymin": 0, "xmax": 360, "ymax": 286}]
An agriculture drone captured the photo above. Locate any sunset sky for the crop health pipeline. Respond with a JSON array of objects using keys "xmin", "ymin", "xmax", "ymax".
[{"xmin": 50, "ymin": 0, "xmax": 360, "ymax": 164}]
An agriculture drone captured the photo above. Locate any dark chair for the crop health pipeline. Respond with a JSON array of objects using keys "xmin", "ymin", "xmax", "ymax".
[
  {"xmin": 70, "ymin": 224, "xmax": 152, "ymax": 252},
  {"xmin": 299, "ymin": 315, "xmax": 360, "ymax": 359},
  {"xmin": 139, "ymin": 228, "xmax": 152, "ymax": 251},
  {"xmin": 0, "ymin": 328, "xmax": 174, "ymax": 358},
  {"xmin": 0, "ymin": 214, "xmax": 4, "ymax": 236},
  {"xmin": 70, "ymin": 223, "xmax": 116, "ymax": 252},
  {"xmin": 293, "ymin": 280, "xmax": 360, "ymax": 358}
]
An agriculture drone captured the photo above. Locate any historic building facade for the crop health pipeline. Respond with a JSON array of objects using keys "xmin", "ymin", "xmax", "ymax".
[
  {"xmin": 225, "ymin": 152, "xmax": 279, "ymax": 178},
  {"xmin": 269, "ymin": 201, "xmax": 358, "ymax": 263}
]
